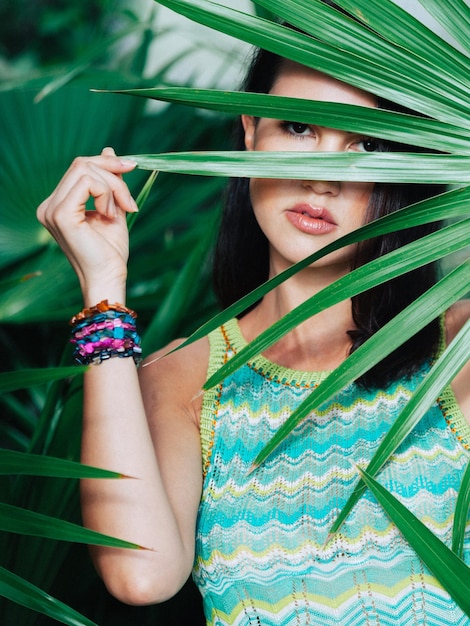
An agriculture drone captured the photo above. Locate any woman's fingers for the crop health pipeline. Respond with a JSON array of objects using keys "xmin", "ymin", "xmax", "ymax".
[
  {"xmin": 101, "ymin": 146, "xmax": 118, "ymax": 159},
  {"xmin": 37, "ymin": 151, "xmax": 138, "ymax": 227},
  {"xmin": 87, "ymin": 163, "xmax": 132, "ymax": 218},
  {"xmin": 35, "ymin": 149, "xmax": 137, "ymax": 299},
  {"xmin": 65, "ymin": 155, "xmax": 138, "ymax": 214}
]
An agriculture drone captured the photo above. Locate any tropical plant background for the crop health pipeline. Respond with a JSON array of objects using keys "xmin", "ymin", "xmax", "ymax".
[
  {"xmin": 0, "ymin": 0, "xmax": 240, "ymax": 623},
  {"xmin": 1, "ymin": 0, "xmax": 470, "ymax": 624}
]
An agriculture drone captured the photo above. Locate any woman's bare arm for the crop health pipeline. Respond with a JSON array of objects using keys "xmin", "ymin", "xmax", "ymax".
[
  {"xmin": 80, "ymin": 339, "xmax": 207, "ymax": 605},
  {"xmin": 37, "ymin": 148, "xmax": 206, "ymax": 605}
]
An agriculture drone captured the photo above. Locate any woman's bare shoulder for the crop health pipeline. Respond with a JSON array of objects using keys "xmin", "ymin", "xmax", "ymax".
[
  {"xmin": 445, "ymin": 300, "xmax": 470, "ymax": 423},
  {"xmin": 445, "ymin": 299, "xmax": 470, "ymax": 343},
  {"xmin": 138, "ymin": 336, "xmax": 210, "ymax": 428}
]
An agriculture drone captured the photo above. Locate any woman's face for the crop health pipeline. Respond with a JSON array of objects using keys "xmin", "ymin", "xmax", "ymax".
[{"xmin": 242, "ymin": 61, "xmax": 378, "ymax": 278}]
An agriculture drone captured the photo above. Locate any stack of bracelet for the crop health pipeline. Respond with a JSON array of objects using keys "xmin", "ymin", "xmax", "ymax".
[{"xmin": 70, "ymin": 300, "xmax": 142, "ymax": 365}]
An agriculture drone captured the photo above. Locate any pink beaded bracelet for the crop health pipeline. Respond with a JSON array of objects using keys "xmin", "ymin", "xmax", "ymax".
[{"xmin": 70, "ymin": 302, "xmax": 142, "ymax": 365}]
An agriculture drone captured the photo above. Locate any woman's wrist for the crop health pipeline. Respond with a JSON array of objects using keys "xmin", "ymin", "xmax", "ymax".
[{"xmin": 82, "ymin": 283, "xmax": 127, "ymax": 309}]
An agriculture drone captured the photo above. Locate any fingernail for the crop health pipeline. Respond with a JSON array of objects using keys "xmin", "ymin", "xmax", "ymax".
[
  {"xmin": 120, "ymin": 159, "xmax": 137, "ymax": 168},
  {"xmin": 130, "ymin": 197, "xmax": 139, "ymax": 212}
]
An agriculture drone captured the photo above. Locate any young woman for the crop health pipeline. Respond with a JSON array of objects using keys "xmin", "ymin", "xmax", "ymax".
[{"xmin": 37, "ymin": 42, "xmax": 470, "ymax": 625}]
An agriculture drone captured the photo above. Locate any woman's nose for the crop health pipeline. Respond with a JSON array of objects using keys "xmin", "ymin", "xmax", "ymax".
[{"xmin": 302, "ymin": 178, "xmax": 340, "ymax": 196}]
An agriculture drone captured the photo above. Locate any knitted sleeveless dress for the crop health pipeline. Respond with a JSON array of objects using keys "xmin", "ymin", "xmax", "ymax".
[{"xmin": 193, "ymin": 319, "xmax": 470, "ymax": 625}]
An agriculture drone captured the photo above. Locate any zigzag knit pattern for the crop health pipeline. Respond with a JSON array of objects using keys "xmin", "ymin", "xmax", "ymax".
[{"xmin": 193, "ymin": 319, "xmax": 470, "ymax": 625}]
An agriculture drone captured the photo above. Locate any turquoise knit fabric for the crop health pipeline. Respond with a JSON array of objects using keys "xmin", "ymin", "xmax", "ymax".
[{"xmin": 193, "ymin": 319, "xmax": 470, "ymax": 625}]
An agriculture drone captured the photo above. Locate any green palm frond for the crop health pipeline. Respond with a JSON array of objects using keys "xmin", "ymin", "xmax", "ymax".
[
  {"xmin": 203, "ymin": 222, "xmax": 469, "ymax": 391},
  {"xmin": 0, "ymin": 565, "xmax": 99, "ymax": 626},
  {"xmin": 112, "ymin": 87, "xmax": 470, "ymax": 153},
  {"xmin": 139, "ymin": 0, "xmax": 470, "ymax": 470},
  {"xmin": 453, "ymin": 461, "xmax": 470, "ymax": 558},
  {"xmin": 130, "ymin": 151, "xmax": 470, "ymax": 184},
  {"xmin": 253, "ymin": 0, "xmax": 470, "ymax": 109},
  {"xmin": 421, "ymin": 0, "xmax": 470, "ymax": 52},
  {"xmin": 153, "ymin": 0, "xmax": 470, "ymax": 124},
  {"xmin": 309, "ymin": 0, "xmax": 468, "ymax": 71},
  {"xmin": 357, "ymin": 467, "xmax": 470, "ymax": 617},
  {"xmin": 251, "ymin": 261, "xmax": 469, "ymax": 468},
  {"xmin": 170, "ymin": 187, "xmax": 470, "ymax": 350},
  {"xmin": 330, "ymin": 319, "xmax": 470, "ymax": 536},
  {"xmin": 0, "ymin": 448, "xmax": 124, "ymax": 479},
  {"xmin": 136, "ymin": 1, "xmax": 470, "ymax": 609},
  {"xmin": 0, "ymin": 367, "xmax": 87, "ymax": 394},
  {"xmin": 0, "ymin": 502, "xmax": 142, "ymax": 549}
]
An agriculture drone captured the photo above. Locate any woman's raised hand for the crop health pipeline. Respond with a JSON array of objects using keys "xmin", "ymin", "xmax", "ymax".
[{"xmin": 37, "ymin": 147, "xmax": 138, "ymax": 305}]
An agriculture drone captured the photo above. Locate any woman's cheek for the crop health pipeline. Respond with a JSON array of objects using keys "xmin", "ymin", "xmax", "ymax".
[{"xmin": 249, "ymin": 178, "xmax": 263, "ymax": 210}]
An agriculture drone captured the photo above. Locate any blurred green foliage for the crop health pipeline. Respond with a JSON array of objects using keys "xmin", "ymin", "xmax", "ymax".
[
  {"xmin": 0, "ymin": 0, "xmax": 127, "ymax": 68},
  {"xmin": 0, "ymin": 1, "xmax": 240, "ymax": 623}
]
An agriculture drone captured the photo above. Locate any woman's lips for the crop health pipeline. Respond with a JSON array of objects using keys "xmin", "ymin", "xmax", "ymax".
[{"xmin": 285, "ymin": 204, "xmax": 337, "ymax": 234}]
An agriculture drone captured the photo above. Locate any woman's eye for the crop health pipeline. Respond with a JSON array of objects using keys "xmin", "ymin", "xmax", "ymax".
[
  {"xmin": 358, "ymin": 138, "xmax": 379, "ymax": 152},
  {"xmin": 283, "ymin": 122, "xmax": 311, "ymax": 136}
]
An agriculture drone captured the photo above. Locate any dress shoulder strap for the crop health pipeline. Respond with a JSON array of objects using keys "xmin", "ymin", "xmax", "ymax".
[{"xmin": 199, "ymin": 322, "xmax": 236, "ymax": 477}]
